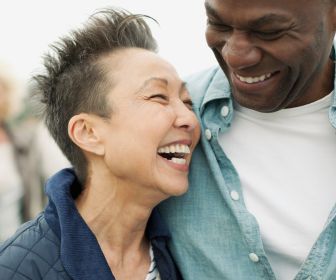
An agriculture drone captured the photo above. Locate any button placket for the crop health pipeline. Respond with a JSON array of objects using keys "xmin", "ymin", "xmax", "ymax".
[
  {"xmin": 204, "ymin": 128, "xmax": 212, "ymax": 140},
  {"xmin": 249, "ymin": 253, "xmax": 259, "ymax": 263},
  {"xmin": 221, "ymin": 105, "xmax": 230, "ymax": 117},
  {"xmin": 230, "ymin": 190, "xmax": 240, "ymax": 201}
]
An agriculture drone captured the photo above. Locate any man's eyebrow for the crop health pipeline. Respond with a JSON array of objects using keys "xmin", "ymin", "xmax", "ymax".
[
  {"xmin": 205, "ymin": 2, "xmax": 291, "ymax": 28},
  {"xmin": 248, "ymin": 14, "xmax": 291, "ymax": 29},
  {"xmin": 204, "ymin": 2, "xmax": 222, "ymax": 20}
]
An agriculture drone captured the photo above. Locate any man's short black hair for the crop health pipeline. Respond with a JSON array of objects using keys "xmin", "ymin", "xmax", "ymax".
[{"xmin": 32, "ymin": 8, "xmax": 158, "ymax": 184}]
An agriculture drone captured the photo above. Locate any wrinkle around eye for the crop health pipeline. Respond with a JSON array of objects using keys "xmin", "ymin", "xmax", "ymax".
[
  {"xmin": 183, "ymin": 100, "xmax": 194, "ymax": 110},
  {"xmin": 146, "ymin": 94, "xmax": 170, "ymax": 105},
  {"xmin": 254, "ymin": 30, "xmax": 285, "ymax": 40},
  {"xmin": 209, "ymin": 25, "xmax": 232, "ymax": 33},
  {"xmin": 207, "ymin": 19, "xmax": 232, "ymax": 31},
  {"xmin": 151, "ymin": 93, "xmax": 169, "ymax": 100}
]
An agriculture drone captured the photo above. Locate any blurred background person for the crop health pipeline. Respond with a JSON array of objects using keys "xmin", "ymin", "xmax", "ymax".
[
  {"xmin": 15, "ymin": 109, "xmax": 71, "ymax": 220},
  {"xmin": 0, "ymin": 61, "xmax": 24, "ymax": 241},
  {"xmin": 0, "ymin": 60, "xmax": 70, "ymax": 232}
]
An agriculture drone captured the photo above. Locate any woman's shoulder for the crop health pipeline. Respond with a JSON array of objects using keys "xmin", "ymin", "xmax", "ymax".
[{"xmin": 0, "ymin": 214, "xmax": 70, "ymax": 279}]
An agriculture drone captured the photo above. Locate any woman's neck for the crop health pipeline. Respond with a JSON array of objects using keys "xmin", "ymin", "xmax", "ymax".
[{"xmin": 75, "ymin": 170, "xmax": 157, "ymax": 276}]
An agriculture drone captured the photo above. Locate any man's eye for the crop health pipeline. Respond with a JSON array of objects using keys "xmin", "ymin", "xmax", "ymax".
[
  {"xmin": 207, "ymin": 20, "xmax": 231, "ymax": 31},
  {"xmin": 255, "ymin": 30, "xmax": 283, "ymax": 40}
]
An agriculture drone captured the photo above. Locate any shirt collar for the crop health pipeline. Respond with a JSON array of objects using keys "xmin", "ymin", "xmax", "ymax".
[
  {"xmin": 328, "ymin": 44, "xmax": 336, "ymax": 128},
  {"xmin": 200, "ymin": 50, "xmax": 336, "ymax": 129},
  {"xmin": 200, "ymin": 67, "xmax": 231, "ymax": 115}
]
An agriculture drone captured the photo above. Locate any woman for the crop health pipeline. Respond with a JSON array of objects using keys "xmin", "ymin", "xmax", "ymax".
[{"xmin": 0, "ymin": 8, "xmax": 200, "ymax": 280}]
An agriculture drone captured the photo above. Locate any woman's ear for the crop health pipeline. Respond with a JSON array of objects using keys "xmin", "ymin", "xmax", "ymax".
[{"xmin": 68, "ymin": 114, "xmax": 105, "ymax": 156}]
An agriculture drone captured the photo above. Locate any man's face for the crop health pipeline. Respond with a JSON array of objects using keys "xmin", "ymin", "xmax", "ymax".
[{"xmin": 205, "ymin": 0, "xmax": 336, "ymax": 112}]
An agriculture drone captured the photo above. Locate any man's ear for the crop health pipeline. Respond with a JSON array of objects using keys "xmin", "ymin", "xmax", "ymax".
[{"xmin": 68, "ymin": 113, "xmax": 105, "ymax": 156}]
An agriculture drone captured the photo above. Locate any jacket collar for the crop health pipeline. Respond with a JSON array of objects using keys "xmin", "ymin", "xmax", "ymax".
[
  {"xmin": 44, "ymin": 168, "xmax": 170, "ymax": 280},
  {"xmin": 146, "ymin": 207, "xmax": 171, "ymax": 240}
]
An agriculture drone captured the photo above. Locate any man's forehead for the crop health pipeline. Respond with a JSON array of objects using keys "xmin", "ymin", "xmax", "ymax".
[
  {"xmin": 204, "ymin": 0, "xmax": 328, "ymax": 20},
  {"xmin": 205, "ymin": 0, "xmax": 324, "ymax": 9}
]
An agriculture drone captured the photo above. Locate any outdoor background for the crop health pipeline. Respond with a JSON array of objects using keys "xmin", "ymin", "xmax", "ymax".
[
  {"xmin": 0, "ymin": 1, "xmax": 218, "ymax": 239},
  {"xmin": 0, "ymin": 0, "xmax": 216, "ymax": 90}
]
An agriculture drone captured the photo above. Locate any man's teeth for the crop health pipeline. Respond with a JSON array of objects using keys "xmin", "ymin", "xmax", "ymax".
[
  {"xmin": 236, "ymin": 73, "xmax": 272, "ymax": 84},
  {"xmin": 158, "ymin": 144, "xmax": 190, "ymax": 154}
]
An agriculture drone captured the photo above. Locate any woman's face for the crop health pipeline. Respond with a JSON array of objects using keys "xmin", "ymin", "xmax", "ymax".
[{"xmin": 96, "ymin": 48, "xmax": 200, "ymax": 198}]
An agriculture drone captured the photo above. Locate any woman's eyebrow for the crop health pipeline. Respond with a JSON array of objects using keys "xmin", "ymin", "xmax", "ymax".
[
  {"xmin": 136, "ymin": 77, "xmax": 186, "ymax": 95},
  {"xmin": 135, "ymin": 77, "xmax": 168, "ymax": 94},
  {"xmin": 179, "ymin": 82, "xmax": 187, "ymax": 95}
]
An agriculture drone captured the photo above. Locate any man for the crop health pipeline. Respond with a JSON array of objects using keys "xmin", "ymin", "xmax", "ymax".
[{"xmin": 159, "ymin": 0, "xmax": 336, "ymax": 279}]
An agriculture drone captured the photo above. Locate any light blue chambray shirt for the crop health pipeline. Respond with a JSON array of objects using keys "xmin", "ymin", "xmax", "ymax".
[{"xmin": 158, "ymin": 65, "xmax": 336, "ymax": 279}]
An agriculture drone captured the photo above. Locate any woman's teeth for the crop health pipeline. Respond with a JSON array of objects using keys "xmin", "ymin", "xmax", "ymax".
[
  {"xmin": 157, "ymin": 144, "xmax": 190, "ymax": 165},
  {"xmin": 171, "ymin": 158, "xmax": 186, "ymax": 164},
  {"xmin": 158, "ymin": 144, "xmax": 190, "ymax": 154}
]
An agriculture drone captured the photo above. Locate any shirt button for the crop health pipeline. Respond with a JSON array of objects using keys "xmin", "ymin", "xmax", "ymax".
[
  {"xmin": 249, "ymin": 253, "xmax": 259, "ymax": 263},
  {"xmin": 204, "ymin": 129, "xmax": 212, "ymax": 140},
  {"xmin": 221, "ymin": 105, "xmax": 230, "ymax": 117},
  {"xmin": 230, "ymin": 190, "xmax": 240, "ymax": 201}
]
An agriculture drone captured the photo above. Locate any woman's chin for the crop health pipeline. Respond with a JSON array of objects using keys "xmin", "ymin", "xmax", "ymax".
[{"xmin": 162, "ymin": 182, "xmax": 189, "ymax": 198}]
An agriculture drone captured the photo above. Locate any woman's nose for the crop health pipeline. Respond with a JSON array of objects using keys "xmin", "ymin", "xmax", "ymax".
[
  {"xmin": 221, "ymin": 31, "xmax": 262, "ymax": 70},
  {"xmin": 174, "ymin": 101, "xmax": 199, "ymax": 132}
]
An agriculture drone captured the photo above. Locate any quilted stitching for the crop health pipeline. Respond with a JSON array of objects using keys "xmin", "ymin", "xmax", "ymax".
[{"xmin": 0, "ymin": 214, "xmax": 71, "ymax": 280}]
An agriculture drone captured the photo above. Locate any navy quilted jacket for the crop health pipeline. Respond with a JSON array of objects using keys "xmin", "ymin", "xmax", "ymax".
[{"xmin": 0, "ymin": 169, "xmax": 182, "ymax": 280}]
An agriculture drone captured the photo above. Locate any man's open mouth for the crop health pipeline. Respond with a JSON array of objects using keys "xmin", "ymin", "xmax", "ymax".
[{"xmin": 235, "ymin": 72, "xmax": 278, "ymax": 84}]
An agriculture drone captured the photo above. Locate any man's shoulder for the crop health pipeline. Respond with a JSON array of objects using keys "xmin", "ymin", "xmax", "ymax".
[
  {"xmin": 184, "ymin": 66, "xmax": 223, "ymax": 107},
  {"xmin": 0, "ymin": 214, "xmax": 68, "ymax": 279}
]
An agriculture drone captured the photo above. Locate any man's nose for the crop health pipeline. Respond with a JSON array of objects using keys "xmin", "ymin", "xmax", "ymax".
[{"xmin": 221, "ymin": 31, "xmax": 262, "ymax": 70}]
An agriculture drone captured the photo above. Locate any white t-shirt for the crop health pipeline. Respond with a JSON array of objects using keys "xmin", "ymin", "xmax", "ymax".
[
  {"xmin": 218, "ymin": 93, "xmax": 336, "ymax": 279},
  {"xmin": 145, "ymin": 243, "xmax": 161, "ymax": 280}
]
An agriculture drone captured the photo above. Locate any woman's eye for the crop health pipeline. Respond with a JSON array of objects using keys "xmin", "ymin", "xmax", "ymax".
[
  {"xmin": 151, "ymin": 94, "xmax": 167, "ymax": 99},
  {"xmin": 183, "ymin": 100, "xmax": 193, "ymax": 110},
  {"xmin": 149, "ymin": 94, "xmax": 169, "ymax": 102}
]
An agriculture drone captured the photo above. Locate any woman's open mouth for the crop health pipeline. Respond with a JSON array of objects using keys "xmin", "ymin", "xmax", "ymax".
[{"xmin": 157, "ymin": 143, "xmax": 190, "ymax": 165}]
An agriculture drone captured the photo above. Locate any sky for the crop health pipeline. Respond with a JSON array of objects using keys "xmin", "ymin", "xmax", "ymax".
[{"xmin": 0, "ymin": 0, "xmax": 216, "ymax": 88}]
